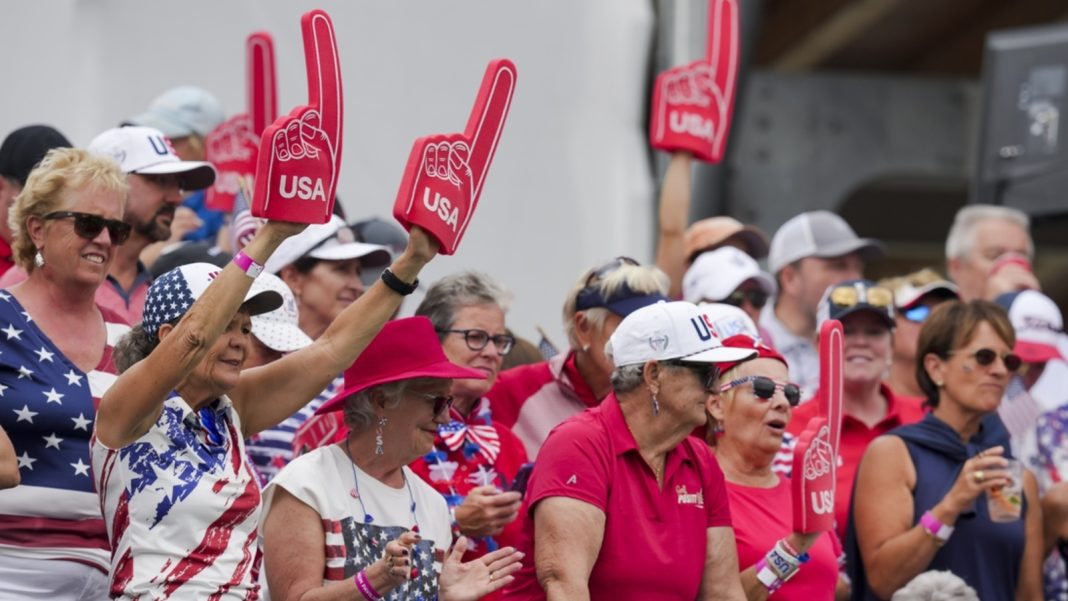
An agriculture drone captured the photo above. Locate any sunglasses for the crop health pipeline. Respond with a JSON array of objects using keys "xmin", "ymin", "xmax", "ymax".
[
  {"xmin": 414, "ymin": 392, "xmax": 455, "ymax": 415},
  {"xmin": 828, "ymin": 284, "xmax": 894, "ymax": 310},
  {"xmin": 663, "ymin": 360, "xmax": 721, "ymax": 392},
  {"xmin": 723, "ymin": 289, "xmax": 769, "ymax": 310},
  {"xmin": 43, "ymin": 211, "xmax": 131, "ymax": 245},
  {"xmin": 953, "ymin": 348, "xmax": 1022, "ymax": 372},
  {"xmin": 719, "ymin": 375, "xmax": 802, "ymax": 407},
  {"xmin": 902, "ymin": 305, "xmax": 931, "ymax": 323},
  {"xmin": 439, "ymin": 328, "xmax": 516, "ymax": 356}
]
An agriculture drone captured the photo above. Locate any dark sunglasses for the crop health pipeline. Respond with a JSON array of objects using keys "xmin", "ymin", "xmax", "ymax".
[
  {"xmin": 43, "ymin": 211, "xmax": 131, "ymax": 245},
  {"xmin": 663, "ymin": 360, "xmax": 721, "ymax": 393},
  {"xmin": 954, "ymin": 348, "xmax": 1022, "ymax": 372},
  {"xmin": 439, "ymin": 329, "xmax": 515, "ymax": 356},
  {"xmin": 902, "ymin": 305, "xmax": 931, "ymax": 323},
  {"xmin": 719, "ymin": 375, "xmax": 802, "ymax": 407},
  {"xmin": 723, "ymin": 288, "xmax": 769, "ymax": 310},
  {"xmin": 414, "ymin": 392, "xmax": 454, "ymax": 415}
]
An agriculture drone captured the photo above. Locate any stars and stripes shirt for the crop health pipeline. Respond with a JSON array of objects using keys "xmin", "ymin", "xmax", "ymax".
[
  {"xmin": 92, "ymin": 394, "xmax": 262, "ymax": 599},
  {"xmin": 0, "ymin": 290, "xmax": 128, "ymax": 571}
]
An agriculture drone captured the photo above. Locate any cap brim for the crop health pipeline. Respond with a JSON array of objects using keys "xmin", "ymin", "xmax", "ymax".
[
  {"xmin": 308, "ymin": 242, "xmax": 392, "ymax": 268},
  {"xmin": 898, "ymin": 283, "xmax": 959, "ymax": 309},
  {"xmin": 135, "ymin": 160, "xmax": 216, "ymax": 190},
  {"xmin": 814, "ymin": 238, "xmax": 886, "ymax": 262},
  {"xmin": 1016, "ymin": 340, "xmax": 1064, "ymax": 364},
  {"xmin": 833, "ymin": 305, "xmax": 896, "ymax": 329},
  {"xmin": 683, "ymin": 346, "xmax": 757, "ymax": 364},
  {"xmin": 605, "ymin": 294, "xmax": 669, "ymax": 318},
  {"xmin": 251, "ymin": 319, "xmax": 313, "ymax": 353},
  {"xmin": 316, "ymin": 361, "xmax": 486, "ymax": 415},
  {"xmin": 241, "ymin": 290, "xmax": 283, "ymax": 318}
]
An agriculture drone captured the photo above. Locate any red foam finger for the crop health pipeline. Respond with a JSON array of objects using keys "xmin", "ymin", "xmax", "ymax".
[
  {"xmin": 464, "ymin": 59, "xmax": 517, "ymax": 202},
  {"xmin": 247, "ymin": 32, "xmax": 277, "ymax": 137},
  {"xmin": 301, "ymin": 10, "xmax": 343, "ymax": 155},
  {"xmin": 707, "ymin": 0, "xmax": 739, "ymax": 160},
  {"xmin": 819, "ymin": 320, "xmax": 844, "ymax": 453}
]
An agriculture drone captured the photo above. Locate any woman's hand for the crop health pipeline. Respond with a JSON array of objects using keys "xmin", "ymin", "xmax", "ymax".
[
  {"xmin": 454, "ymin": 486, "xmax": 523, "ymax": 538},
  {"xmin": 366, "ymin": 530, "xmax": 420, "ymax": 593},
  {"xmin": 938, "ymin": 445, "xmax": 1011, "ymax": 517},
  {"xmin": 402, "ymin": 225, "xmax": 440, "ymax": 266},
  {"xmin": 257, "ymin": 219, "xmax": 308, "ymax": 243},
  {"xmin": 439, "ymin": 536, "xmax": 524, "ymax": 601}
]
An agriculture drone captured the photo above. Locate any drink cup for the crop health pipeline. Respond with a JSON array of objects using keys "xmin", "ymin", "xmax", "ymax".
[{"xmin": 987, "ymin": 458, "xmax": 1024, "ymax": 523}]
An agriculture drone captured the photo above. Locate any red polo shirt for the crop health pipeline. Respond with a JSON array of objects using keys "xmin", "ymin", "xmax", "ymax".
[
  {"xmin": 502, "ymin": 394, "xmax": 732, "ymax": 601},
  {"xmin": 0, "ymin": 238, "xmax": 12, "ymax": 278},
  {"xmin": 787, "ymin": 384, "xmax": 925, "ymax": 541}
]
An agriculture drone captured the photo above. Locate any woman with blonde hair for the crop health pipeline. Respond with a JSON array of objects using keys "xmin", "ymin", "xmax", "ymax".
[{"xmin": 0, "ymin": 148, "xmax": 130, "ymax": 598}]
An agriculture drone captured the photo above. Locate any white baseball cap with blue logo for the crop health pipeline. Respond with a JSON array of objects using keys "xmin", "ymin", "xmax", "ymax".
[
  {"xmin": 88, "ymin": 126, "xmax": 216, "ymax": 191},
  {"xmin": 608, "ymin": 301, "xmax": 757, "ymax": 368}
]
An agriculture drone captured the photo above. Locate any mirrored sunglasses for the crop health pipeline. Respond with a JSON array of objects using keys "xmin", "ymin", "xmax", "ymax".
[
  {"xmin": 902, "ymin": 305, "xmax": 931, "ymax": 323},
  {"xmin": 829, "ymin": 284, "xmax": 894, "ymax": 310}
]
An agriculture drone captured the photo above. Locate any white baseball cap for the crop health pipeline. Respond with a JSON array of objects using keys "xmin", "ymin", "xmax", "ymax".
[
  {"xmin": 996, "ymin": 290, "xmax": 1065, "ymax": 363},
  {"xmin": 128, "ymin": 86, "xmax": 226, "ymax": 139},
  {"xmin": 264, "ymin": 215, "xmax": 393, "ymax": 275},
  {"xmin": 695, "ymin": 302, "xmax": 761, "ymax": 340},
  {"xmin": 608, "ymin": 301, "xmax": 756, "ymax": 367},
  {"xmin": 249, "ymin": 273, "xmax": 313, "ymax": 353},
  {"xmin": 683, "ymin": 246, "xmax": 775, "ymax": 304},
  {"xmin": 88, "ymin": 126, "xmax": 216, "ymax": 191},
  {"xmin": 767, "ymin": 211, "xmax": 884, "ymax": 274},
  {"xmin": 891, "ymin": 279, "xmax": 959, "ymax": 309}
]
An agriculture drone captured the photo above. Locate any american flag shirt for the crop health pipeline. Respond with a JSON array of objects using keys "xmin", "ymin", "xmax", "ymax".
[
  {"xmin": 92, "ymin": 394, "xmax": 262, "ymax": 600},
  {"xmin": 264, "ymin": 445, "xmax": 452, "ymax": 600},
  {"xmin": 0, "ymin": 291, "xmax": 126, "ymax": 571}
]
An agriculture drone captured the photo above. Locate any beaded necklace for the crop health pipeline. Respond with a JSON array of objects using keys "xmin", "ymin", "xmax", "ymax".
[{"xmin": 344, "ymin": 440, "xmax": 420, "ymax": 531}]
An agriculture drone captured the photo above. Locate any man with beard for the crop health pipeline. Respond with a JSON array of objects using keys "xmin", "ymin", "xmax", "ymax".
[{"xmin": 0, "ymin": 126, "xmax": 217, "ymax": 324}]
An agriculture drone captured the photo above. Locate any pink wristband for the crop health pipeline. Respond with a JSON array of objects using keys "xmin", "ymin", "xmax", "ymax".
[
  {"xmin": 919, "ymin": 510, "xmax": 954, "ymax": 544},
  {"xmin": 232, "ymin": 250, "xmax": 264, "ymax": 279},
  {"xmin": 354, "ymin": 569, "xmax": 383, "ymax": 600}
]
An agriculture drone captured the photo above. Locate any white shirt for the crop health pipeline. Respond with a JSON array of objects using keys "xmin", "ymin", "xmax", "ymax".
[{"xmin": 760, "ymin": 304, "xmax": 820, "ymax": 400}]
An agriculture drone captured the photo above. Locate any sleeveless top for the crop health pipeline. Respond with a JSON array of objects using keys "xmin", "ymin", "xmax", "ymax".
[{"xmin": 847, "ymin": 412, "xmax": 1024, "ymax": 601}]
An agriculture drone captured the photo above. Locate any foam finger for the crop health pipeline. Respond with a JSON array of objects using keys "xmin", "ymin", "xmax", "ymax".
[
  {"xmin": 247, "ymin": 32, "xmax": 277, "ymax": 136},
  {"xmin": 463, "ymin": 59, "xmax": 517, "ymax": 199},
  {"xmin": 300, "ymin": 10, "xmax": 342, "ymax": 151}
]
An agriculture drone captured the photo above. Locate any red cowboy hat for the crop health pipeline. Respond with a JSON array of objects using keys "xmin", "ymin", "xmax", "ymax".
[{"xmin": 316, "ymin": 316, "xmax": 485, "ymax": 414}]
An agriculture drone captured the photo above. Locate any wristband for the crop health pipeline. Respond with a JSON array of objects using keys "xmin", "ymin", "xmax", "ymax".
[
  {"xmin": 765, "ymin": 542, "xmax": 802, "ymax": 581},
  {"xmin": 919, "ymin": 510, "xmax": 954, "ymax": 545},
  {"xmin": 755, "ymin": 558, "xmax": 784, "ymax": 593},
  {"xmin": 354, "ymin": 569, "xmax": 383, "ymax": 600},
  {"xmin": 380, "ymin": 267, "xmax": 418, "ymax": 296},
  {"xmin": 232, "ymin": 250, "xmax": 264, "ymax": 279}
]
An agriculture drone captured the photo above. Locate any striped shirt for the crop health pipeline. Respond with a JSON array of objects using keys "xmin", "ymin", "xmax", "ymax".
[{"xmin": 0, "ymin": 290, "xmax": 127, "ymax": 572}]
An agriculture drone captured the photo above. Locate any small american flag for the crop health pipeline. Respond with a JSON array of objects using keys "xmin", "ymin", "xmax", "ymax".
[{"xmin": 536, "ymin": 326, "xmax": 559, "ymax": 360}]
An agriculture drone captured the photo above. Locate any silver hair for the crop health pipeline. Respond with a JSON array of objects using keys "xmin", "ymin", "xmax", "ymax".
[
  {"xmin": 341, "ymin": 380, "xmax": 410, "ymax": 433},
  {"xmin": 415, "ymin": 271, "xmax": 512, "ymax": 337},
  {"xmin": 944, "ymin": 204, "xmax": 1032, "ymax": 261},
  {"xmin": 562, "ymin": 263, "xmax": 669, "ymax": 348},
  {"xmin": 890, "ymin": 570, "xmax": 979, "ymax": 601},
  {"xmin": 609, "ymin": 364, "xmax": 646, "ymax": 394}
]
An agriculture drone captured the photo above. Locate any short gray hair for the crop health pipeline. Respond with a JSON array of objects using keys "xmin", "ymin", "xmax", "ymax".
[
  {"xmin": 890, "ymin": 570, "xmax": 978, "ymax": 601},
  {"xmin": 609, "ymin": 364, "xmax": 645, "ymax": 394},
  {"xmin": 341, "ymin": 377, "xmax": 440, "ymax": 433},
  {"xmin": 945, "ymin": 205, "xmax": 1032, "ymax": 261},
  {"xmin": 415, "ymin": 271, "xmax": 512, "ymax": 340}
]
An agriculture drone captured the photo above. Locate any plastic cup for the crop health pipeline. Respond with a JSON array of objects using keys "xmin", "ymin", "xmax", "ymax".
[{"xmin": 987, "ymin": 458, "xmax": 1024, "ymax": 523}]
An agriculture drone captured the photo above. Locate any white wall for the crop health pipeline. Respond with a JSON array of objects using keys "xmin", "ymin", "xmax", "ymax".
[{"xmin": 1, "ymin": 0, "xmax": 657, "ymax": 346}]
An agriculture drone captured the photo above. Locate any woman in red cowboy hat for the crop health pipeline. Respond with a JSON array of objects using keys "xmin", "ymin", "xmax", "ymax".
[
  {"xmin": 262, "ymin": 316, "xmax": 523, "ymax": 601},
  {"xmin": 706, "ymin": 334, "xmax": 845, "ymax": 600}
]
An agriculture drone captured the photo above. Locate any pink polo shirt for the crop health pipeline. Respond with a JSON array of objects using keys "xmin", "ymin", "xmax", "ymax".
[{"xmin": 502, "ymin": 394, "xmax": 732, "ymax": 601}]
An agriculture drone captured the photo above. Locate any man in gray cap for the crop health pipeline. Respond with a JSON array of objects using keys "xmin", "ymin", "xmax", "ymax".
[
  {"xmin": 0, "ymin": 125, "xmax": 72, "ymax": 276},
  {"xmin": 760, "ymin": 210, "xmax": 884, "ymax": 397}
]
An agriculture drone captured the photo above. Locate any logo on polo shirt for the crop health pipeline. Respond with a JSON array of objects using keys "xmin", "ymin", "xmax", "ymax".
[
  {"xmin": 566, "ymin": 474, "xmax": 578, "ymax": 485},
  {"xmin": 675, "ymin": 484, "xmax": 704, "ymax": 508}
]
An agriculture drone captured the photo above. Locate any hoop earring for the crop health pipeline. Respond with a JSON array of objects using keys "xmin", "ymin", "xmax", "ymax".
[{"xmin": 374, "ymin": 417, "xmax": 387, "ymax": 455}]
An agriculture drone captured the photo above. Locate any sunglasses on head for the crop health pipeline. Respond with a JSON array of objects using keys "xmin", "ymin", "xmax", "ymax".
[
  {"xmin": 414, "ymin": 392, "xmax": 455, "ymax": 415},
  {"xmin": 438, "ymin": 328, "xmax": 516, "ymax": 356},
  {"xmin": 663, "ymin": 360, "xmax": 721, "ymax": 392},
  {"xmin": 43, "ymin": 211, "xmax": 131, "ymax": 245},
  {"xmin": 719, "ymin": 375, "xmax": 802, "ymax": 407},
  {"xmin": 723, "ymin": 288, "xmax": 769, "ymax": 309},
  {"xmin": 953, "ymin": 348, "xmax": 1022, "ymax": 372},
  {"xmin": 829, "ymin": 284, "xmax": 894, "ymax": 310}
]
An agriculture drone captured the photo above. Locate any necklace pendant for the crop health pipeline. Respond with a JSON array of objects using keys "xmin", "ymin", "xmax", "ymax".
[{"xmin": 350, "ymin": 488, "xmax": 359, "ymax": 499}]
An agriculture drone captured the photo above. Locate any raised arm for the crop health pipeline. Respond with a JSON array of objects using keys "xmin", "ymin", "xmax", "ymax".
[
  {"xmin": 0, "ymin": 425, "xmax": 19, "ymax": 489},
  {"xmin": 655, "ymin": 152, "xmax": 693, "ymax": 299},
  {"xmin": 699, "ymin": 526, "xmax": 746, "ymax": 601},
  {"xmin": 534, "ymin": 497, "xmax": 605, "ymax": 601},
  {"xmin": 232, "ymin": 225, "xmax": 438, "ymax": 437},
  {"xmin": 736, "ymin": 531, "xmax": 821, "ymax": 601},
  {"xmin": 96, "ymin": 222, "xmax": 299, "ymax": 448}
]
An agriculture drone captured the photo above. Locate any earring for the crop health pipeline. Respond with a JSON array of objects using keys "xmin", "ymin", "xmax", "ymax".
[
  {"xmin": 374, "ymin": 417, "xmax": 387, "ymax": 455},
  {"xmin": 935, "ymin": 381, "xmax": 944, "ymax": 388},
  {"xmin": 651, "ymin": 392, "xmax": 660, "ymax": 416},
  {"xmin": 582, "ymin": 344, "xmax": 590, "ymax": 353},
  {"xmin": 33, "ymin": 250, "xmax": 44, "ymax": 268}
]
